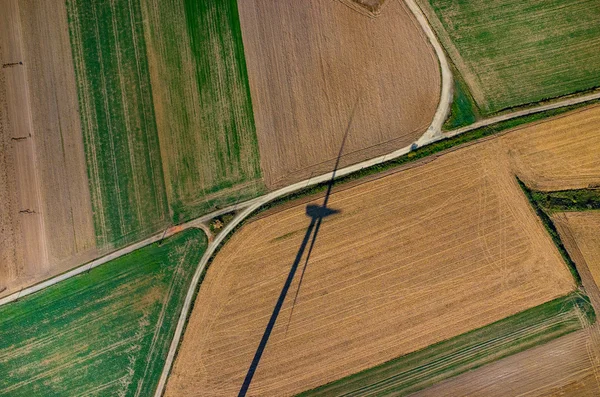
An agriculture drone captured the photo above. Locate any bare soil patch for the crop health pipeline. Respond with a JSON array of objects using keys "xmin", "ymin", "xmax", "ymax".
[
  {"xmin": 164, "ymin": 110, "xmax": 600, "ymax": 395},
  {"xmin": 238, "ymin": 0, "xmax": 440, "ymax": 188},
  {"xmin": 337, "ymin": 0, "xmax": 388, "ymax": 17},
  {"xmin": 0, "ymin": 0, "xmax": 96, "ymax": 297}
]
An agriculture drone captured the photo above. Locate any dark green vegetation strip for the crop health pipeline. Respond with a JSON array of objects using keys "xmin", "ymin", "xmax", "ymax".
[
  {"xmin": 139, "ymin": 0, "xmax": 264, "ymax": 224},
  {"xmin": 531, "ymin": 189, "xmax": 600, "ymax": 214},
  {"xmin": 0, "ymin": 228, "xmax": 207, "ymax": 397},
  {"xmin": 443, "ymin": 68, "xmax": 479, "ymax": 130},
  {"xmin": 517, "ymin": 180, "xmax": 594, "ymax": 285},
  {"xmin": 67, "ymin": 0, "xmax": 263, "ymax": 237},
  {"xmin": 179, "ymin": 0, "xmax": 263, "ymax": 220},
  {"xmin": 427, "ymin": 0, "xmax": 600, "ymax": 114},
  {"xmin": 66, "ymin": 0, "xmax": 169, "ymax": 248},
  {"xmin": 297, "ymin": 292, "xmax": 594, "ymax": 397}
]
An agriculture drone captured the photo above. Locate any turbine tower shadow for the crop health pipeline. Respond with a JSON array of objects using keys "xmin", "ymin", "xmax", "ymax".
[{"xmin": 238, "ymin": 97, "xmax": 360, "ymax": 397}]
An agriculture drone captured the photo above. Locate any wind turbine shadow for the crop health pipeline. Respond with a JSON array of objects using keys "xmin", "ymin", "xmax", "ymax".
[{"xmin": 238, "ymin": 96, "xmax": 359, "ymax": 397}]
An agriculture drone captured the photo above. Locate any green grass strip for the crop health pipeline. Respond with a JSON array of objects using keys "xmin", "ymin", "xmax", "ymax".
[
  {"xmin": 518, "ymin": 180, "xmax": 585, "ymax": 285},
  {"xmin": 0, "ymin": 229, "xmax": 207, "ymax": 397},
  {"xmin": 297, "ymin": 292, "xmax": 594, "ymax": 397}
]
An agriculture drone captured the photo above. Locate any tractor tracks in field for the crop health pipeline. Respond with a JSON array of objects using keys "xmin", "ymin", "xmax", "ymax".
[{"xmin": 1, "ymin": 0, "xmax": 600, "ymax": 396}]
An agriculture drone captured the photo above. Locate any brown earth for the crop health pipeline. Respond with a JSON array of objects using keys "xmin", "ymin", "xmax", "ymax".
[
  {"xmin": 163, "ymin": 106, "xmax": 600, "ymax": 396},
  {"xmin": 0, "ymin": 0, "xmax": 96, "ymax": 298},
  {"xmin": 238, "ymin": 0, "xmax": 441, "ymax": 189},
  {"xmin": 337, "ymin": 0, "xmax": 389, "ymax": 16}
]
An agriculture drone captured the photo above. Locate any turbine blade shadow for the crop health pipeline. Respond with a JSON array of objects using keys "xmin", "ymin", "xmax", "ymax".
[
  {"xmin": 238, "ymin": 93, "xmax": 360, "ymax": 396},
  {"xmin": 238, "ymin": 217, "xmax": 317, "ymax": 397},
  {"xmin": 285, "ymin": 216, "xmax": 323, "ymax": 335}
]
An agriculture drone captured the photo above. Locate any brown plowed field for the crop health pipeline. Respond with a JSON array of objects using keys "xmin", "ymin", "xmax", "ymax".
[
  {"xmin": 238, "ymin": 0, "xmax": 440, "ymax": 188},
  {"xmin": 165, "ymin": 106, "xmax": 600, "ymax": 396},
  {"xmin": 0, "ymin": 0, "xmax": 95, "ymax": 298},
  {"xmin": 415, "ymin": 209, "xmax": 600, "ymax": 397}
]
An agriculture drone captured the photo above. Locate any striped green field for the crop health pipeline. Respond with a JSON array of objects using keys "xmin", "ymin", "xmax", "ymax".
[
  {"xmin": 298, "ymin": 292, "xmax": 595, "ymax": 397},
  {"xmin": 0, "ymin": 228, "xmax": 207, "ymax": 397},
  {"xmin": 66, "ymin": 0, "xmax": 169, "ymax": 249},
  {"xmin": 67, "ymin": 0, "xmax": 263, "ymax": 237},
  {"xmin": 420, "ymin": 0, "xmax": 600, "ymax": 114},
  {"xmin": 141, "ymin": 0, "xmax": 264, "ymax": 223}
]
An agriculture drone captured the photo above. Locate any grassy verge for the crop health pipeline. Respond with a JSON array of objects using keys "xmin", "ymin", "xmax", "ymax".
[
  {"xmin": 297, "ymin": 292, "xmax": 594, "ymax": 397},
  {"xmin": 518, "ymin": 180, "xmax": 590, "ymax": 285},
  {"xmin": 66, "ymin": 0, "xmax": 169, "ymax": 248},
  {"xmin": 443, "ymin": 65, "xmax": 480, "ymax": 130},
  {"xmin": 0, "ymin": 229, "xmax": 207, "ymax": 396}
]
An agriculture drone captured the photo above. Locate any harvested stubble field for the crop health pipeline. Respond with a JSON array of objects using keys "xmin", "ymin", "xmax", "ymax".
[
  {"xmin": 0, "ymin": 228, "xmax": 207, "ymax": 396},
  {"xmin": 504, "ymin": 106, "xmax": 600, "ymax": 191},
  {"xmin": 166, "ymin": 107, "xmax": 600, "ymax": 396},
  {"xmin": 238, "ymin": 0, "xmax": 440, "ymax": 188},
  {"xmin": 555, "ymin": 212, "xmax": 600, "ymax": 291},
  {"xmin": 300, "ymin": 293, "xmax": 593, "ymax": 396},
  {"xmin": 417, "ymin": 0, "xmax": 600, "ymax": 114},
  {"xmin": 141, "ymin": 0, "xmax": 263, "ymax": 222},
  {"xmin": 413, "ymin": 325, "xmax": 600, "ymax": 397},
  {"xmin": 66, "ymin": 0, "xmax": 170, "ymax": 248},
  {"xmin": 0, "ymin": 0, "xmax": 97, "ymax": 298},
  {"xmin": 415, "ymin": 209, "xmax": 600, "ymax": 397}
]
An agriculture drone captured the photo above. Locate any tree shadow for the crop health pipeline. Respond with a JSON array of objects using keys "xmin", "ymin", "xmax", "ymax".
[{"xmin": 238, "ymin": 97, "xmax": 359, "ymax": 396}]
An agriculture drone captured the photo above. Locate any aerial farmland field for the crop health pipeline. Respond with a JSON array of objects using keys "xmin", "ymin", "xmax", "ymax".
[
  {"xmin": 238, "ymin": 0, "xmax": 440, "ymax": 188},
  {"xmin": 141, "ymin": 0, "xmax": 264, "ymax": 222},
  {"xmin": 0, "ymin": 0, "xmax": 97, "ymax": 298},
  {"xmin": 66, "ymin": 0, "xmax": 170, "ymax": 249},
  {"xmin": 503, "ymin": 106, "xmax": 600, "ymax": 191},
  {"xmin": 5, "ymin": 0, "xmax": 600, "ymax": 395},
  {"xmin": 418, "ymin": 0, "xmax": 600, "ymax": 114},
  {"xmin": 164, "ymin": 106, "xmax": 600, "ymax": 396},
  {"xmin": 414, "ymin": 325, "xmax": 600, "ymax": 397},
  {"xmin": 556, "ymin": 212, "xmax": 600, "ymax": 289},
  {"xmin": 416, "ymin": 197, "xmax": 600, "ymax": 397},
  {"xmin": 0, "ymin": 228, "xmax": 207, "ymax": 396}
]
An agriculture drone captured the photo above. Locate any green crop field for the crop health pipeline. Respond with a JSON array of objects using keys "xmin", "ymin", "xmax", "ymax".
[
  {"xmin": 66, "ymin": 0, "xmax": 169, "ymax": 248},
  {"xmin": 420, "ymin": 0, "xmax": 600, "ymax": 114},
  {"xmin": 141, "ymin": 0, "xmax": 264, "ymax": 223},
  {"xmin": 298, "ymin": 292, "xmax": 594, "ymax": 397},
  {"xmin": 0, "ymin": 228, "xmax": 207, "ymax": 396}
]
